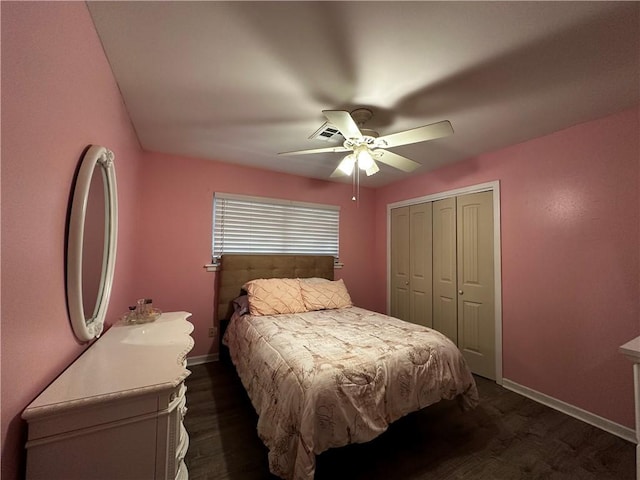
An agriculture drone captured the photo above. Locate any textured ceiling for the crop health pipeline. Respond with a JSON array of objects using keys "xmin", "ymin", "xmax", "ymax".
[{"xmin": 88, "ymin": 1, "xmax": 639, "ymax": 188}]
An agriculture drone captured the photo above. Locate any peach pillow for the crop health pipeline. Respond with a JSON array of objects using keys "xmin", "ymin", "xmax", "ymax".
[
  {"xmin": 300, "ymin": 279, "xmax": 352, "ymax": 311},
  {"xmin": 244, "ymin": 278, "xmax": 307, "ymax": 315}
]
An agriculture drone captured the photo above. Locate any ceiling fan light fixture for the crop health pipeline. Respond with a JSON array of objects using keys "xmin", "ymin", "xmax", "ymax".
[
  {"xmin": 337, "ymin": 154, "xmax": 356, "ymax": 176},
  {"xmin": 356, "ymin": 146, "xmax": 374, "ymax": 171},
  {"xmin": 365, "ymin": 161, "xmax": 380, "ymax": 176}
]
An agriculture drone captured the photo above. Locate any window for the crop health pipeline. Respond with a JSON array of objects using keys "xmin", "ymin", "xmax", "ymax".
[{"xmin": 212, "ymin": 193, "xmax": 339, "ymax": 263}]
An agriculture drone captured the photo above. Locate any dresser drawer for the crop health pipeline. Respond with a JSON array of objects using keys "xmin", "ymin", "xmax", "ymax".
[{"xmin": 26, "ymin": 394, "xmax": 159, "ymax": 440}]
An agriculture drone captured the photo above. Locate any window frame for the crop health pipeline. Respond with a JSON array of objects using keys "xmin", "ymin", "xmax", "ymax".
[{"xmin": 209, "ymin": 193, "xmax": 341, "ymax": 270}]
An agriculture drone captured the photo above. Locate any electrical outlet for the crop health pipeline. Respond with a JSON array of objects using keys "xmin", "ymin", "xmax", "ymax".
[{"xmin": 208, "ymin": 327, "xmax": 216, "ymax": 338}]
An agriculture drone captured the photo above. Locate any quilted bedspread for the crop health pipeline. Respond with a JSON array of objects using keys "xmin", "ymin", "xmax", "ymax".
[{"xmin": 223, "ymin": 306, "xmax": 478, "ymax": 480}]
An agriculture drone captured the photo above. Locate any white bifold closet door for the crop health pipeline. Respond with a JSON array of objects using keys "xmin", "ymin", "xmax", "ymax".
[
  {"xmin": 432, "ymin": 196, "xmax": 458, "ymax": 343},
  {"xmin": 434, "ymin": 191, "xmax": 495, "ymax": 379},
  {"xmin": 390, "ymin": 203, "xmax": 433, "ymax": 328},
  {"xmin": 392, "ymin": 191, "xmax": 495, "ymax": 379}
]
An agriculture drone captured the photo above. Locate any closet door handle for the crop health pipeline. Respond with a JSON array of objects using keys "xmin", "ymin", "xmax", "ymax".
[{"xmin": 458, "ymin": 290, "xmax": 464, "ymax": 295}]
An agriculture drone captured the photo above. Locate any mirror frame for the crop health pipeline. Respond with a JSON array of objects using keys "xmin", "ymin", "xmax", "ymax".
[{"xmin": 67, "ymin": 145, "xmax": 118, "ymax": 342}]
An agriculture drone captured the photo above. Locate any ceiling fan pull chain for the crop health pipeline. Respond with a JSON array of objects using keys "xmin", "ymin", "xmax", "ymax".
[
  {"xmin": 356, "ymin": 166, "xmax": 361, "ymax": 207},
  {"xmin": 352, "ymin": 165, "xmax": 357, "ymax": 202}
]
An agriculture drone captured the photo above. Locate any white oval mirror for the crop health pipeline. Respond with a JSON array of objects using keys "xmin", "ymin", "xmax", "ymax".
[{"xmin": 67, "ymin": 145, "xmax": 118, "ymax": 342}]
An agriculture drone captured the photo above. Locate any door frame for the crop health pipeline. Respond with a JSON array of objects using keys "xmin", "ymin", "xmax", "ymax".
[{"xmin": 386, "ymin": 180, "xmax": 503, "ymax": 384}]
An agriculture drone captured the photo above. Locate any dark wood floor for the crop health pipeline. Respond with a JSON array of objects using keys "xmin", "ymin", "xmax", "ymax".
[{"xmin": 184, "ymin": 361, "xmax": 635, "ymax": 480}]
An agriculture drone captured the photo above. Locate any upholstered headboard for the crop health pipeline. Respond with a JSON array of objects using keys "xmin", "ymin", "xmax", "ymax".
[{"xmin": 216, "ymin": 254, "xmax": 335, "ymax": 322}]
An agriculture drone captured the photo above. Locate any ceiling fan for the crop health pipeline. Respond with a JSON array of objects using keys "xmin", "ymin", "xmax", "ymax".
[{"xmin": 279, "ymin": 109, "xmax": 454, "ymax": 178}]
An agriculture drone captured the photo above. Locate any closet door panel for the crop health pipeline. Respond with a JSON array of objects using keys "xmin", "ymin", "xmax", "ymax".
[
  {"xmin": 457, "ymin": 191, "xmax": 495, "ymax": 379},
  {"xmin": 432, "ymin": 197, "xmax": 458, "ymax": 344},
  {"xmin": 390, "ymin": 206, "xmax": 410, "ymax": 322},
  {"xmin": 409, "ymin": 203, "xmax": 432, "ymax": 327}
]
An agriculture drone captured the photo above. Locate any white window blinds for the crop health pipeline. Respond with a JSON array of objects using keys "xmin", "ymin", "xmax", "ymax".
[{"xmin": 212, "ymin": 193, "xmax": 339, "ymax": 261}]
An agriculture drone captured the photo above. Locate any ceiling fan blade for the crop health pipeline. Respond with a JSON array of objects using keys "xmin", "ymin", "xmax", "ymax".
[
  {"xmin": 377, "ymin": 120, "xmax": 453, "ymax": 148},
  {"xmin": 322, "ymin": 110, "xmax": 363, "ymax": 140},
  {"xmin": 279, "ymin": 145, "xmax": 350, "ymax": 156},
  {"xmin": 373, "ymin": 150, "xmax": 422, "ymax": 173}
]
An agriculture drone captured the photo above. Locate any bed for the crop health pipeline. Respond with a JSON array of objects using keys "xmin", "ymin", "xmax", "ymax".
[{"xmin": 219, "ymin": 254, "xmax": 478, "ymax": 480}]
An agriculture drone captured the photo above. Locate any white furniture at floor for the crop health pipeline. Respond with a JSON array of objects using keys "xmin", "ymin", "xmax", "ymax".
[
  {"xmin": 620, "ymin": 335, "xmax": 640, "ymax": 480},
  {"xmin": 23, "ymin": 311, "xmax": 194, "ymax": 480}
]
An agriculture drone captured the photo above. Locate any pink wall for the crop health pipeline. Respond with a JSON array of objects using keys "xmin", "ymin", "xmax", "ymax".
[
  {"xmin": 1, "ymin": 3, "xmax": 143, "ymax": 479},
  {"xmin": 133, "ymin": 151, "xmax": 377, "ymax": 358},
  {"xmin": 375, "ymin": 106, "xmax": 640, "ymax": 429}
]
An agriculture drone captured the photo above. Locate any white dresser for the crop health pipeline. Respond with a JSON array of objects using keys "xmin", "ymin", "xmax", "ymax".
[
  {"xmin": 23, "ymin": 311, "xmax": 194, "ymax": 480},
  {"xmin": 620, "ymin": 336, "xmax": 640, "ymax": 480}
]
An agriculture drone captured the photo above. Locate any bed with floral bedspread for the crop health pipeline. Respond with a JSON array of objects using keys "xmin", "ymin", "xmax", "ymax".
[{"xmin": 223, "ymin": 301, "xmax": 478, "ymax": 480}]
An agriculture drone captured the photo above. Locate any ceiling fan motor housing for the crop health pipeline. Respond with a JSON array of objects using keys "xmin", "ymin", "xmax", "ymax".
[{"xmin": 350, "ymin": 108, "xmax": 373, "ymax": 126}]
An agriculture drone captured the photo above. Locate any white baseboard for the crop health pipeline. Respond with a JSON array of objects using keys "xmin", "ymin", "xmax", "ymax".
[
  {"xmin": 502, "ymin": 378, "xmax": 636, "ymax": 444},
  {"xmin": 186, "ymin": 353, "xmax": 219, "ymax": 366}
]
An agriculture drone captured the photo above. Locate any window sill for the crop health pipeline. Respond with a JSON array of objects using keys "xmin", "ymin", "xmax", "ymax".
[{"xmin": 204, "ymin": 262, "xmax": 343, "ymax": 273}]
